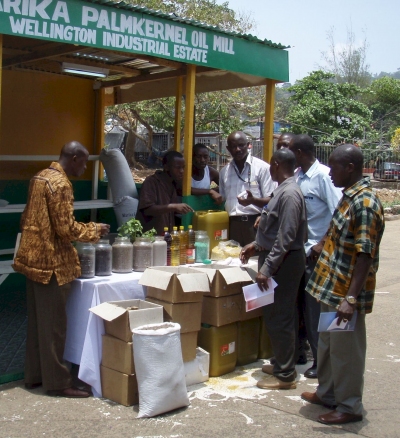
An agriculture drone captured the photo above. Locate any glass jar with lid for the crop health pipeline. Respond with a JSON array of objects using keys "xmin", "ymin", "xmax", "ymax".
[
  {"xmin": 152, "ymin": 236, "xmax": 167, "ymax": 266},
  {"xmin": 76, "ymin": 242, "xmax": 95, "ymax": 278},
  {"xmin": 195, "ymin": 230, "xmax": 210, "ymax": 263},
  {"xmin": 112, "ymin": 236, "xmax": 133, "ymax": 273},
  {"xmin": 94, "ymin": 238, "xmax": 112, "ymax": 276},
  {"xmin": 133, "ymin": 237, "xmax": 153, "ymax": 271}
]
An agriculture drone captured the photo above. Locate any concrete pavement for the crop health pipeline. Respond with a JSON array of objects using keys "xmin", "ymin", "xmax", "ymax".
[{"xmin": 1, "ymin": 220, "xmax": 399, "ymax": 437}]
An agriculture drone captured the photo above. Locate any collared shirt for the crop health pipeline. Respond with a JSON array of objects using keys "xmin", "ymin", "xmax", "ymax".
[
  {"xmin": 137, "ymin": 170, "xmax": 179, "ymax": 235},
  {"xmin": 256, "ymin": 177, "xmax": 307, "ymax": 277},
  {"xmin": 295, "ymin": 160, "xmax": 342, "ymax": 255},
  {"xmin": 219, "ymin": 155, "xmax": 276, "ymax": 216},
  {"xmin": 306, "ymin": 177, "xmax": 385, "ymax": 314},
  {"xmin": 13, "ymin": 162, "xmax": 101, "ymax": 286}
]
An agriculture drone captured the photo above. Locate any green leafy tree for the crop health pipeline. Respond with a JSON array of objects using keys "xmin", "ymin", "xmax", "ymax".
[
  {"xmin": 391, "ymin": 128, "xmax": 400, "ymax": 151},
  {"xmin": 286, "ymin": 71, "xmax": 372, "ymax": 144}
]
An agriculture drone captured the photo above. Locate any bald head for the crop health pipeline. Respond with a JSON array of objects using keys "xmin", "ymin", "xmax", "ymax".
[
  {"xmin": 277, "ymin": 132, "xmax": 296, "ymax": 150},
  {"xmin": 227, "ymin": 131, "xmax": 247, "ymax": 146},
  {"xmin": 59, "ymin": 141, "xmax": 89, "ymax": 177},
  {"xmin": 273, "ymin": 148, "xmax": 297, "ymax": 171},
  {"xmin": 226, "ymin": 131, "xmax": 249, "ymax": 163},
  {"xmin": 60, "ymin": 141, "xmax": 89, "ymax": 160},
  {"xmin": 330, "ymin": 144, "xmax": 364, "ymax": 172}
]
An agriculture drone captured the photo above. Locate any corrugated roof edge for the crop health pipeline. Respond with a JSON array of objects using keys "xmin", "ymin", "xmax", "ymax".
[{"xmin": 82, "ymin": 0, "xmax": 290, "ymax": 49}]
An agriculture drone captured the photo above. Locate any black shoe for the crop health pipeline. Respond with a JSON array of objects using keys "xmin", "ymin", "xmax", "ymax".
[
  {"xmin": 297, "ymin": 353, "xmax": 308, "ymax": 365},
  {"xmin": 304, "ymin": 363, "xmax": 318, "ymax": 378},
  {"xmin": 269, "ymin": 357, "xmax": 276, "ymax": 365}
]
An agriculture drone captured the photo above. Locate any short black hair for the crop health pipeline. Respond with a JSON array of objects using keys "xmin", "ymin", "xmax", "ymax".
[
  {"xmin": 290, "ymin": 134, "xmax": 315, "ymax": 157},
  {"xmin": 193, "ymin": 143, "xmax": 208, "ymax": 155},
  {"xmin": 273, "ymin": 148, "xmax": 296, "ymax": 171},
  {"xmin": 331, "ymin": 144, "xmax": 364, "ymax": 172},
  {"xmin": 162, "ymin": 150, "xmax": 184, "ymax": 166}
]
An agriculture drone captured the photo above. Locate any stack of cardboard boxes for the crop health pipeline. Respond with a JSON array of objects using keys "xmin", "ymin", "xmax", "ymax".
[
  {"xmin": 90, "ymin": 299, "xmax": 163, "ymax": 406},
  {"xmin": 140, "ymin": 266, "xmax": 210, "ymax": 363},
  {"xmin": 194, "ymin": 265, "xmax": 265, "ymax": 376}
]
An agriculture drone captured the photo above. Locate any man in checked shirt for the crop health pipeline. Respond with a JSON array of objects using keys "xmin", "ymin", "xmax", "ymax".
[{"xmin": 301, "ymin": 144, "xmax": 385, "ymax": 425}]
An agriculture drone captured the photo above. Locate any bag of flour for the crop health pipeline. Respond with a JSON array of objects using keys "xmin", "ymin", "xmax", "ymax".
[{"xmin": 132, "ymin": 322, "xmax": 189, "ymax": 418}]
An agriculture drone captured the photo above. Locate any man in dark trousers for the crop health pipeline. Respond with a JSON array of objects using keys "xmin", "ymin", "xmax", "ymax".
[
  {"xmin": 301, "ymin": 144, "xmax": 385, "ymax": 425},
  {"xmin": 13, "ymin": 141, "xmax": 110, "ymax": 397},
  {"xmin": 240, "ymin": 148, "xmax": 307, "ymax": 390}
]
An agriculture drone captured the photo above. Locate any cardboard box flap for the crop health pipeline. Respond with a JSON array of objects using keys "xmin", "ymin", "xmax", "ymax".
[
  {"xmin": 139, "ymin": 268, "xmax": 174, "ymax": 290},
  {"xmin": 190, "ymin": 267, "xmax": 217, "ymax": 283},
  {"xmin": 177, "ymin": 273, "xmax": 210, "ymax": 293},
  {"xmin": 219, "ymin": 267, "xmax": 253, "ymax": 285},
  {"xmin": 89, "ymin": 302, "xmax": 126, "ymax": 322}
]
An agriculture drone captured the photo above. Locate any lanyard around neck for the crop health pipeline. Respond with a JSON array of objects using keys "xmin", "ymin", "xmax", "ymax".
[{"xmin": 233, "ymin": 156, "xmax": 252, "ymax": 184}]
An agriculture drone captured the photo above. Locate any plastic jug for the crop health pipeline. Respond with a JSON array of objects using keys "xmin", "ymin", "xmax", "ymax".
[
  {"xmin": 236, "ymin": 318, "xmax": 260, "ymax": 366},
  {"xmin": 192, "ymin": 210, "xmax": 229, "ymax": 251}
]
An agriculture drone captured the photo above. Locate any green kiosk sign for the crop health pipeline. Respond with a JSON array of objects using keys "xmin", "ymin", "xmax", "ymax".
[{"xmin": 0, "ymin": 0, "xmax": 289, "ymax": 81}]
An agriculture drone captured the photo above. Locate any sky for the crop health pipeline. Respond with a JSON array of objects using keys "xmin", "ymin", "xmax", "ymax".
[{"xmin": 218, "ymin": 0, "xmax": 400, "ymax": 84}]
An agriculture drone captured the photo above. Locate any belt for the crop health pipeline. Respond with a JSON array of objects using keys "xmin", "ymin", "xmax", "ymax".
[{"xmin": 230, "ymin": 214, "xmax": 259, "ymax": 222}]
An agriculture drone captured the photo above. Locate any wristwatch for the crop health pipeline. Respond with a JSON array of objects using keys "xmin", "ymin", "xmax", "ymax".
[{"xmin": 344, "ymin": 295, "xmax": 357, "ymax": 305}]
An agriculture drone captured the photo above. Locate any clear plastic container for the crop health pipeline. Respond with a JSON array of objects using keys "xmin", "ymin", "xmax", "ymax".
[
  {"xmin": 186, "ymin": 225, "xmax": 195, "ymax": 264},
  {"xmin": 133, "ymin": 237, "xmax": 153, "ymax": 271},
  {"xmin": 179, "ymin": 225, "xmax": 187, "ymax": 265},
  {"xmin": 171, "ymin": 226, "xmax": 180, "ymax": 267},
  {"xmin": 112, "ymin": 236, "xmax": 133, "ymax": 273},
  {"xmin": 152, "ymin": 236, "xmax": 167, "ymax": 266},
  {"xmin": 195, "ymin": 230, "xmax": 210, "ymax": 262},
  {"xmin": 76, "ymin": 242, "xmax": 95, "ymax": 278},
  {"xmin": 94, "ymin": 238, "xmax": 112, "ymax": 276}
]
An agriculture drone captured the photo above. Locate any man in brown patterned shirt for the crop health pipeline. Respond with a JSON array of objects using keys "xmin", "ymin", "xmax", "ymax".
[{"xmin": 13, "ymin": 141, "xmax": 110, "ymax": 398}]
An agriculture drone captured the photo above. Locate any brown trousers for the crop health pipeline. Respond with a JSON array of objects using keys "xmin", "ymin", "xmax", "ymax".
[{"xmin": 25, "ymin": 274, "xmax": 72, "ymax": 391}]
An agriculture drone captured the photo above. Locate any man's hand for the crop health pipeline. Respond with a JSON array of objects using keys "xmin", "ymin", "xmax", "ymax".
[
  {"xmin": 171, "ymin": 203, "xmax": 194, "ymax": 214},
  {"xmin": 254, "ymin": 216, "xmax": 261, "ymax": 229},
  {"xmin": 210, "ymin": 189, "xmax": 223, "ymax": 205},
  {"xmin": 255, "ymin": 272, "xmax": 270, "ymax": 292},
  {"xmin": 239, "ymin": 242, "xmax": 256, "ymax": 264},
  {"xmin": 336, "ymin": 299, "xmax": 356, "ymax": 325},
  {"xmin": 99, "ymin": 223, "xmax": 110, "ymax": 236},
  {"xmin": 310, "ymin": 241, "xmax": 324, "ymax": 261},
  {"xmin": 237, "ymin": 190, "xmax": 254, "ymax": 207}
]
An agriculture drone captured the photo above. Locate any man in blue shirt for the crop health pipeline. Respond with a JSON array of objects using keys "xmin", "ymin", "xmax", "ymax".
[{"xmin": 289, "ymin": 135, "xmax": 342, "ymax": 378}]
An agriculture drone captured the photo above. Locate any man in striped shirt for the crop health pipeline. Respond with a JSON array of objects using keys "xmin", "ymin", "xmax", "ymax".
[{"xmin": 301, "ymin": 144, "xmax": 385, "ymax": 425}]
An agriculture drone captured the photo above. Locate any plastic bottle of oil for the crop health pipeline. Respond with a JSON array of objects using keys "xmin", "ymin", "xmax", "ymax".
[
  {"xmin": 179, "ymin": 225, "xmax": 187, "ymax": 265},
  {"xmin": 163, "ymin": 227, "xmax": 172, "ymax": 266},
  {"xmin": 198, "ymin": 323, "xmax": 237, "ymax": 377},
  {"xmin": 186, "ymin": 225, "xmax": 195, "ymax": 264},
  {"xmin": 171, "ymin": 226, "xmax": 180, "ymax": 267}
]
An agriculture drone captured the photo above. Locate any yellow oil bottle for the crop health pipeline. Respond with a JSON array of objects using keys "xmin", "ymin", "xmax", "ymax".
[{"xmin": 198, "ymin": 323, "xmax": 237, "ymax": 377}]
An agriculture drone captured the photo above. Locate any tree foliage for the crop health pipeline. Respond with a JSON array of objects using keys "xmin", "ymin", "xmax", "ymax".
[
  {"xmin": 321, "ymin": 27, "xmax": 371, "ymax": 88},
  {"xmin": 286, "ymin": 71, "xmax": 372, "ymax": 144}
]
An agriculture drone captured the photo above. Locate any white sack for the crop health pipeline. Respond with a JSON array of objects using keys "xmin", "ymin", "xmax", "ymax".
[
  {"xmin": 113, "ymin": 196, "xmax": 139, "ymax": 227},
  {"xmin": 132, "ymin": 322, "xmax": 189, "ymax": 418},
  {"xmin": 100, "ymin": 148, "xmax": 138, "ymax": 202}
]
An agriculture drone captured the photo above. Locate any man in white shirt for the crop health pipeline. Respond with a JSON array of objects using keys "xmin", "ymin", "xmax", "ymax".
[
  {"xmin": 219, "ymin": 131, "xmax": 275, "ymax": 247},
  {"xmin": 289, "ymin": 134, "xmax": 342, "ymax": 379}
]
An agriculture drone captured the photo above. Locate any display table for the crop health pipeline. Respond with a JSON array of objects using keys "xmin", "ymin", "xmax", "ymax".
[{"xmin": 64, "ymin": 272, "xmax": 144, "ymax": 397}]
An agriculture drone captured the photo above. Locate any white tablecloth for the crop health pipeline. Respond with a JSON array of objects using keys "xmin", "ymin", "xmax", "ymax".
[{"xmin": 64, "ymin": 272, "xmax": 144, "ymax": 397}]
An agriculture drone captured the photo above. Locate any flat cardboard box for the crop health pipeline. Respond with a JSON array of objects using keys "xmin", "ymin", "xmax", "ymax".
[
  {"xmin": 102, "ymin": 334, "xmax": 135, "ymax": 375},
  {"xmin": 201, "ymin": 293, "xmax": 262, "ymax": 326},
  {"xmin": 146, "ymin": 297, "xmax": 202, "ymax": 333},
  {"xmin": 181, "ymin": 331, "xmax": 198, "ymax": 362},
  {"xmin": 184, "ymin": 347, "xmax": 210, "ymax": 387},
  {"xmin": 100, "ymin": 365, "xmax": 138, "ymax": 406},
  {"xmin": 192, "ymin": 265, "xmax": 253, "ymax": 297},
  {"xmin": 90, "ymin": 299, "xmax": 163, "ymax": 342},
  {"xmin": 140, "ymin": 266, "xmax": 209, "ymax": 303}
]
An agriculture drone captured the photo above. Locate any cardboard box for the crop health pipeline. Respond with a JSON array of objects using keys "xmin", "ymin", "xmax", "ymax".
[
  {"xmin": 201, "ymin": 293, "xmax": 262, "ymax": 326},
  {"xmin": 192, "ymin": 265, "xmax": 253, "ymax": 297},
  {"xmin": 139, "ymin": 266, "xmax": 209, "ymax": 303},
  {"xmin": 90, "ymin": 299, "xmax": 163, "ymax": 342},
  {"xmin": 184, "ymin": 347, "xmax": 210, "ymax": 387},
  {"xmin": 146, "ymin": 297, "xmax": 202, "ymax": 333},
  {"xmin": 100, "ymin": 365, "xmax": 138, "ymax": 406},
  {"xmin": 102, "ymin": 334, "xmax": 135, "ymax": 375},
  {"xmin": 180, "ymin": 331, "xmax": 198, "ymax": 362}
]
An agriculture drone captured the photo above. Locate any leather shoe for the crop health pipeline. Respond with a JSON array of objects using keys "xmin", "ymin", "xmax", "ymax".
[
  {"xmin": 301, "ymin": 391, "xmax": 337, "ymax": 409},
  {"xmin": 25, "ymin": 382, "xmax": 42, "ymax": 390},
  {"xmin": 257, "ymin": 376, "xmax": 296, "ymax": 390},
  {"xmin": 47, "ymin": 387, "xmax": 91, "ymax": 398},
  {"xmin": 318, "ymin": 410, "xmax": 363, "ymax": 425},
  {"xmin": 269, "ymin": 357, "xmax": 276, "ymax": 365},
  {"xmin": 304, "ymin": 363, "xmax": 318, "ymax": 379},
  {"xmin": 262, "ymin": 363, "xmax": 274, "ymax": 375},
  {"xmin": 297, "ymin": 353, "xmax": 308, "ymax": 365}
]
